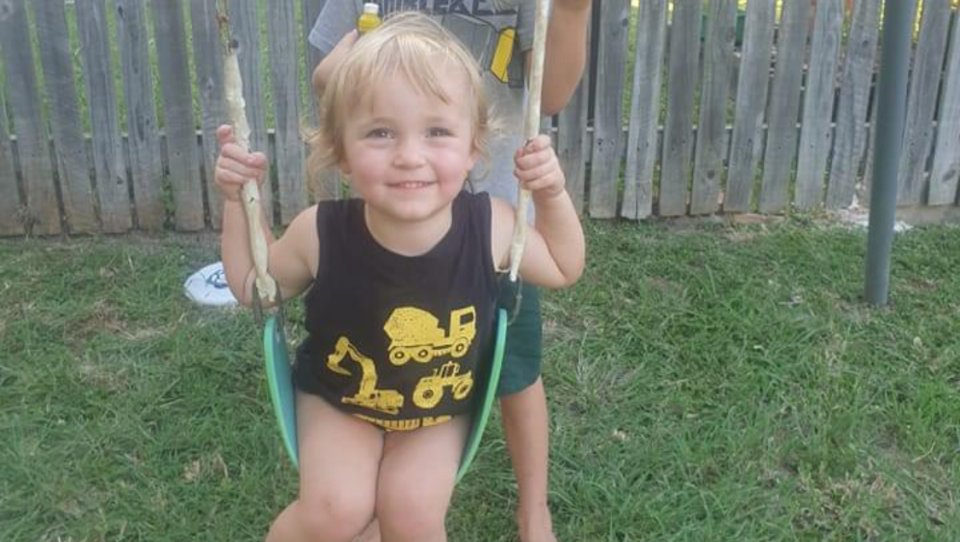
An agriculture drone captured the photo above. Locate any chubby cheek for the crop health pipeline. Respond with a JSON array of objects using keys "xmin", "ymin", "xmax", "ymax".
[
  {"xmin": 341, "ymin": 148, "xmax": 385, "ymax": 184},
  {"xmin": 437, "ymin": 147, "xmax": 476, "ymax": 181}
]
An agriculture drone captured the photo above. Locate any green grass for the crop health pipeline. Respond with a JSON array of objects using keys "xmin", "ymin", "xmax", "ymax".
[{"xmin": 2, "ymin": 219, "xmax": 959, "ymax": 541}]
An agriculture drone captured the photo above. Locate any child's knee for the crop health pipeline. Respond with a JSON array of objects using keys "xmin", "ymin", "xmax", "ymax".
[
  {"xmin": 376, "ymin": 484, "xmax": 448, "ymax": 539},
  {"xmin": 299, "ymin": 490, "xmax": 374, "ymax": 540}
]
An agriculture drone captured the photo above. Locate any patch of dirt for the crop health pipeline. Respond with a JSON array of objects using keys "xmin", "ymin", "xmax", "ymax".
[
  {"xmin": 72, "ymin": 299, "xmax": 169, "ymax": 342},
  {"xmin": 78, "ymin": 361, "xmax": 129, "ymax": 392}
]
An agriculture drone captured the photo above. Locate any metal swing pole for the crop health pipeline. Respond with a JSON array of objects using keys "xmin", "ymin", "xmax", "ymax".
[{"xmin": 864, "ymin": 0, "xmax": 915, "ymax": 306}]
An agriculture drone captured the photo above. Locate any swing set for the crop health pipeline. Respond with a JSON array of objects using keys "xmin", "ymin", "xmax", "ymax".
[{"xmin": 220, "ymin": 0, "xmax": 549, "ymax": 481}]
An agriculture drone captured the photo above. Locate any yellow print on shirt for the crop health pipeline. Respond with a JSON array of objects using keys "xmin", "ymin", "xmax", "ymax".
[
  {"xmin": 384, "ymin": 306, "xmax": 477, "ymax": 366},
  {"xmin": 354, "ymin": 414, "xmax": 453, "ymax": 432},
  {"xmin": 326, "ymin": 336, "xmax": 404, "ymax": 415},
  {"xmin": 413, "ymin": 361, "xmax": 474, "ymax": 409}
]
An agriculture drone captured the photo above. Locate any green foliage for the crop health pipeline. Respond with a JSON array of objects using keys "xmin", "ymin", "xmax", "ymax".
[{"xmin": 2, "ymin": 220, "xmax": 959, "ymax": 540}]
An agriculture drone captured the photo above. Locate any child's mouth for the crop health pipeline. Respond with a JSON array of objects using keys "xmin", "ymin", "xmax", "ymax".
[{"xmin": 389, "ymin": 181, "xmax": 434, "ymax": 189}]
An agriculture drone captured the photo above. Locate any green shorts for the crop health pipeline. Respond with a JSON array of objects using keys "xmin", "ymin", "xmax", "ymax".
[{"xmin": 495, "ymin": 280, "xmax": 542, "ymax": 397}]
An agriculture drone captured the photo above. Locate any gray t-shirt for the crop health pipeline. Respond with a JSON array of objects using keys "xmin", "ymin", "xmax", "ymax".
[{"xmin": 308, "ymin": 0, "xmax": 535, "ymax": 204}]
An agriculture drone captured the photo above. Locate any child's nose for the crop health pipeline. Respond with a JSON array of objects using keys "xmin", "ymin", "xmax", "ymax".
[{"xmin": 392, "ymin": 140, "xmax": 426, "ymax": 168}]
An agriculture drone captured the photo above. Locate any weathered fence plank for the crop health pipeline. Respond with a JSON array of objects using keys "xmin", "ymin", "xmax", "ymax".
[
  {"xmin": 33, "ymin": 0, "xmax": 98, "ymax": 234},
  {"xmin": 724, "ymin": 0, "xmax": 775, "ymax": 213},
  {"xmin": 116, "ymin": 0, "xmax": 165, "ymax": 231},
  {"xmin": 825, "ymin": 0, "xmax": 880, "ymax": 209},
  {"xmin": 588, "ymin": 0, "xmax": 630, "ymax": 218},
  {"xmin": 621, "ymin": 0, "xmax": 666, "ymax": 220},
  {"xmin": 0, "ymin": 0, "xmax": 61, "ymax": 235},
  {"xmin": 77, "ymin": 0, "xmax": 133, "ymax": 233},
  {"xmin": 191, "ymin": 0, "xmax": 228, "ymax": 229},
  {"xmin": 0, "ymin": 71, "xmax": 23, "ymax": 236},
  {"xmin": 861, "ymin": 66, "xmax": 879, "ymax": 207},
  {"xmin": 659, "ymin": 0, "xmax": 702, "ymax": 216},
  {"xmin": 928, "ymin": 9, "xmax": 960, "ymax": 206},
  {"xmin": 758, "ymin": 0, "xmax": 810, "ymax": 213},
  {"xmin": 301, "ymin": 0, "xmax": 341, "ymax": 203},
  {"xmin": 303, "ymin": 0, "xmax": 324, "ymax": 119},
  {"xmin": 152, "ymin": 0, "xmax": 205, "ymax": 230},
  {"xmin": 690, "ymin": 0, "xmax": 737, "ymax": 215},
  {"xmin": 227, "ymin": 0, "xmax": 274, "ymax": 221},
  {"xmin": 794, "ymin": 0, "xmax": 843, "ymax": 209},
  {"xmin": 268, "ymin": 0, "xmax": 307, "ymax": 224},
  {"xmin": 557, "ymin": 71, "xmax": 589, "ymax": 214},
  {"xmin": 897, "ymin": 0, "xmax": 952, "ymax": 205}
]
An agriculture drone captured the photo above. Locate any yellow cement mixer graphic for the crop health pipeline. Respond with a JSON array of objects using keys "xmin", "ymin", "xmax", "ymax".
[
  {"xmin": 326, "ymin": 336, "xmax": 404, "ymax": 415},
  {"xmin": 412, "ymin": 361, "xmax": 474, "ymax": 409},
  {"xmin": 384, "ymin": 306, "xmax": 477, "ymax": 366}
]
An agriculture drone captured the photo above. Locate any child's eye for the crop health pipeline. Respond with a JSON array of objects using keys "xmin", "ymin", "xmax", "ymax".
[
  {"xmin": 428, "ymin": 127, "xmax": 452, "ymax": 138},
  {"xmin": 365, "ymin": 128, "xmax": 393, "ymax": 139}
]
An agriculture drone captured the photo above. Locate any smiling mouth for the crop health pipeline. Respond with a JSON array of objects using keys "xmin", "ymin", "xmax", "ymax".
[{"xmin": 389, "ymin": 181, "xmax": 435, "ymax": 189}]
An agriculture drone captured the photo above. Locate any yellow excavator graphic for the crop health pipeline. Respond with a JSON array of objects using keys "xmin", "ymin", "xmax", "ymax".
[
  {"xmin": 326, "ymin": 337, "xmax": 404, "ymax": 415},
  {"xmin": 384, "ymin": 307, "xmax": 477, "ymax": 366},
  {"xmin": 412, "ymin": 361, "xmax": 474, "ymax": 410}
]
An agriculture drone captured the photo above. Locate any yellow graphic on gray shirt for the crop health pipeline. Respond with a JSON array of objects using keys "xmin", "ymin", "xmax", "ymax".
[
  {"xmin": 385, "ymin": 306, "xmax": 477, "ymax": 365},
  {"xmin": 413, "ymin": 361, "xmax": 474, "ymax": 409},
  {"xmin": 490, "ymin": 27, "xmax": 516, "ymax": 83},
  {"xmin": 326, "ymin": 336, "xmax": 404, "ymax": 415}
]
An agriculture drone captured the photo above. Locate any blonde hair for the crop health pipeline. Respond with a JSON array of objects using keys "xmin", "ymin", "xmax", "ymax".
[{"xmin": 308, "ymin": 12, "xmax": 491, "ymax": 177}]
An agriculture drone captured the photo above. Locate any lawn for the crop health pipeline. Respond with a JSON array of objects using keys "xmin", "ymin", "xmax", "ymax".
[{"xmin": 1, "ymin": 218, "xmax": 958, "ymax": 541}]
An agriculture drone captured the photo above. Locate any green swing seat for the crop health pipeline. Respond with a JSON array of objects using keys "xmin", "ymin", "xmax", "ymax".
[{"xmin": 264, "ymin": 308, "xmax": 508, "ymax": 483}]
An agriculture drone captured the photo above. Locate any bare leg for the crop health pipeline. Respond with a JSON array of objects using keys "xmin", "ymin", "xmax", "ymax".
[
  {"xmin": 266, "ymin": 392, "xmax": 383, "ymax": 542},
  {"xmin": 375, "ymin": 417, "xmax": 469, "ymax": 542},
  {"xmin": 351, "ymin": 520, "xmax": 380, "ymax": 542},
  {"xmin": 501, "ymin": 378, "xmax": 556, "ymax": 542}
]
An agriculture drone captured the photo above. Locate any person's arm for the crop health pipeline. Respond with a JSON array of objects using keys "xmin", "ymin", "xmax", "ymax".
[
  {"xmin": 308, "ymin": 0, "xmax": 362, "ymax": 96},
  {"xmin": 311, "ymin": 30, "xmax": 359, "ymax": 95},
  {"xmin": 525, "ymin": 0, "xmax": 592, "ymax": 116},
  {"xmin": 492, "ymin": 135, "xmax": 585, "ymax": 288},
  {"xmin": 216, "ymin": 126, "xmax": 317, "ymax": 307}
]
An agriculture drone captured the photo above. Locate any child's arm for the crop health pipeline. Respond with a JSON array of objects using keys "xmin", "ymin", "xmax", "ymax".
[
  {"xmin": 534, "ymin": 0, "xmax": 592, "ymax": 115},
  {"xmin": 492, "ymin": 135, "xmax": 585, "ymax": 288},
  {"xmin": 216, "ymin": 125, "xmax": 317, "ymax": 307}
]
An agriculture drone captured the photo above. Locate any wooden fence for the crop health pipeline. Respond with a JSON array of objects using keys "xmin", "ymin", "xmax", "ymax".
[{"xmin": 0, "ymin": 0, "xmax": 958, "ymax": 236}]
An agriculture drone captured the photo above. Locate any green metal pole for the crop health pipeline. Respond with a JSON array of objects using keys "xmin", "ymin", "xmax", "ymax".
[{"xmin": 865, "ymin": 0, "xmax": 914, "ymax": 306}]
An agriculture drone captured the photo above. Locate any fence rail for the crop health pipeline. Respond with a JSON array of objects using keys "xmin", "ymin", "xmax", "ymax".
[{"xmin": 0, "ymin": 0, "xmax": 958, "ymax": 236}]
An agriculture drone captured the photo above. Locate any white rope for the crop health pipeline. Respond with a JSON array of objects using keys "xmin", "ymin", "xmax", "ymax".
[
  {"xmin": 508, "ymin": 0, "xmax": 551, "ymax": 282},
  {"xmin": 224, "ymin": 48, "xmax": 277, "ymax": 303}
]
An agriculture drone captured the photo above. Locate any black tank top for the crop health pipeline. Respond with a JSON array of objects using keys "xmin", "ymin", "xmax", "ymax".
[{"xmin": 293, "ymin": 191, "xmax": 499, "ymax": 431}]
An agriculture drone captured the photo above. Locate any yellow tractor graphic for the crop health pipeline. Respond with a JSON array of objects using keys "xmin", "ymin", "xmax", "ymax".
[
  {"xmin": 326, "ymin": 336, "xmax": 404, "ymax": 415},
  {"xmin": 384, "ymin": 306, "xmax": 476, "ymax": 366},
  {"xmin": 412, "ymin": 361, "xmax": 474, "ymax": 410}
]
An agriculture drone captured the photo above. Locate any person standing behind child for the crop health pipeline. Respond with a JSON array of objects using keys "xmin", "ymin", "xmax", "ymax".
[
  {"xmin": 216, "ymin": 13, "xmax": 584, "ymax": 542},
  {"xmin": 308, "ymin": 2, "xmax": 590, "ymax": 541}
]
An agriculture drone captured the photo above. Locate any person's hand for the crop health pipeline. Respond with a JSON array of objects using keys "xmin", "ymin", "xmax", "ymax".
[
  {"xmin": 312, "ymin": 30, "xmax": 359, "ymax": 93},
  {"xmin": 514, "ymin": 134, "xmax": 566, "ymax": 201},
  {"xmin": 214, "ymin": 125, "xmax": 268, "ymax": 202}
]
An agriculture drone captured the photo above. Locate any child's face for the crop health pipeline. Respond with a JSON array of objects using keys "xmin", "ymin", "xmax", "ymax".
[{"xmin": 339, "ymin": 68, "xmax": 478, "ymax": 223}]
